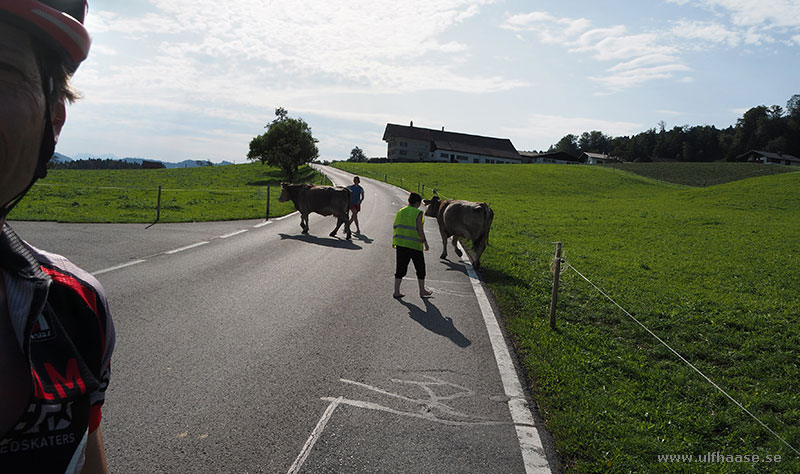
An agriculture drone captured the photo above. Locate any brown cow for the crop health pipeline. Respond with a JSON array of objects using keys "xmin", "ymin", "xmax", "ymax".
[
  {"xmin": 279, "ymin": 183, "xmax": 352, "ymax": 239},
  {"xmin": 423, "ymin": 195, "xmax": 493, "ymax": 269}
]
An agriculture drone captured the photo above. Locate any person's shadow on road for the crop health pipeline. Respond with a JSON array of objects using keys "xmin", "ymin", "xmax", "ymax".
[{"xmin": 397, "ymin": 298, "xmax": 471, "ymax": 348}]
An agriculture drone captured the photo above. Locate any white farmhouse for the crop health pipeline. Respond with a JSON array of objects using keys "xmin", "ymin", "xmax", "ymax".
[{"xmin": 383, "ymin": 123, "xmax": 523, "ymax": 164}]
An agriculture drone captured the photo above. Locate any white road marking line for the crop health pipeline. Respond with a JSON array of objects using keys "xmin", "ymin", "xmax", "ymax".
[
  {"xmin": 92, "ymin": 259, "xmax": 146, "ymax": 276},
  {"xmin": 275, "ymin": 212, "xmax": 298, "ymax": 221},
  {"xmin": 220, "ymin": 229, "xmax": 248, "ymax": 239},
  {"xmin": 164, "ymin": 241, "xmax": 209, "ymax": 254},
  {"xmin": 253, "ymin": 221, "xmax": 272, "ymax": 228},
  {"xmin": 287, "ymin": 396, "xmax": 343, "ymax": 474},
  {"xmin": 458, "ymin": 242, "xmax": 553, "ymax": 474}
]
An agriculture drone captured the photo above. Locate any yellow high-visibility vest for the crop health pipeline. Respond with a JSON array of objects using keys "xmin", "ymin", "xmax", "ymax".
[{"xmin": 392, "ymin": 206, "xmax": 424, "ymax": 250}]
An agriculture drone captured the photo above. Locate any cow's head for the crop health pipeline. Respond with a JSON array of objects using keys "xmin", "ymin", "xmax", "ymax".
[
  {"xmin": 278, "ymin": 182, "xmax": 292, "ymax": 202},
  {"xmin": 423, "ymin": 195, "xmax": 441, "ymax": 217}
]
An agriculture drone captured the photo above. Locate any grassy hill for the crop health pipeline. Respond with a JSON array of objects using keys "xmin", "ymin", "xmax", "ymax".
[
  {"xmin": 603, "ymin": 162, "xmax": 799, "ymax": 187},
  {"xmin": 9, "ymin": 163, "xmax": 322, "ymax": 223},
  {"xmin": 334, "ymin": 162, "xmax": 800, "ymax": 473}
]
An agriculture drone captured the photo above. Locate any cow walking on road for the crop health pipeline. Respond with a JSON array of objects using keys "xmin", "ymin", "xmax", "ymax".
[
  {"xmin": 279, "ymin": 183, "xmax": 352, "ymax": 239},
  {"xmin": 423, "ymin": 196, "xmax": 493, "ymax": 269}
]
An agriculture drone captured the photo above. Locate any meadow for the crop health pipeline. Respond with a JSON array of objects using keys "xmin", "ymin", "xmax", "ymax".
[
  {"xmin": 334, "ymin": 162, "xmax": 800, "ymax": 473},
  {"xmin": 9, "ymin": 163, "xmax": 322, "ymax": 222}
]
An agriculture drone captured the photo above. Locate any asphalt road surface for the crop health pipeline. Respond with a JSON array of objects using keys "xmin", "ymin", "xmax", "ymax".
[{"xmin": 10, "ymin": 166, "xmax": 558, "ymax": 473}]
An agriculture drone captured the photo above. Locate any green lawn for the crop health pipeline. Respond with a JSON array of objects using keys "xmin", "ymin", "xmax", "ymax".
[
  {"xmin": 334, "ymin": 162, "xmax": 800, "ymax": 473},
  {"xmin": 9, "ymin": 163, "xmax": 323, "ymax": 222}
]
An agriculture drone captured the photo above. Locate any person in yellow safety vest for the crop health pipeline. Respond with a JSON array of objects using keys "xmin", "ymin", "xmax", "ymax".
[{"xmin": 392, "ymin": 192, "xmax": 433, "ymax": 298}]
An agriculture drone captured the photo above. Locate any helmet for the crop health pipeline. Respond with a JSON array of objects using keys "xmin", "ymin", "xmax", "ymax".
[{"xmin": 0, "ymin": 0, "xmax": 91, "ymax": 71}]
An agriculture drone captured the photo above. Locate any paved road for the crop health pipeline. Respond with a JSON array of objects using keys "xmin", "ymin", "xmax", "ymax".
[{"xmin": 10, "ymin": 167, "xmax": 557, "ymax": 473}]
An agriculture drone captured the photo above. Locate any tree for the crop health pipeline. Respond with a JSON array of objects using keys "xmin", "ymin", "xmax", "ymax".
[
  {"xmin": 349, "ymin": 146, "xmax": 367, "ymax": 162},
  {"xmin": 578, "ymin": 130, "xmax": 610, "ymax": 154},
  {"xmin": 247, "ymin": 108, "xmax": 318, "ymax": 181},
  {"xmin": 549, "ymin": 134, "xmax": 580, "ymax": 157}
]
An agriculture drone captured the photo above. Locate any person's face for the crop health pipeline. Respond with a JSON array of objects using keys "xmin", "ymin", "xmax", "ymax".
[{"xmin": 0, "ymin": 22, "xmax": 65, "ymax": 214}]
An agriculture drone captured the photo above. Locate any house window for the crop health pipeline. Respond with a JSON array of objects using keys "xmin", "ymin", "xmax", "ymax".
[
  {"xmin": 400, "ymin": 141, "xmax": 408, "ymax": 147},
  {"xmin": 473, "ymin": 159, "xmax": 480, "ymax": 163},
  {"xmin": 456, "ymin": 155, "xmax": 468, "ymax": 161},
  {"xmin": 399, "ymin": 150, "xmax": 407, "ymax": 156}
]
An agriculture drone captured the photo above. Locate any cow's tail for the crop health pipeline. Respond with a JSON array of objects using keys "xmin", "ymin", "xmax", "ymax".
[{"xmin": 475, "ymin": 203, "xmax": 493, "ymax": 249}]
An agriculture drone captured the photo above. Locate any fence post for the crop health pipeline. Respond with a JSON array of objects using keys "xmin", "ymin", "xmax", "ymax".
[
  {"xmin": 156, "ymin": 185, "xmax": 162, "ymax": 221},
  {"xmin": 265, "ymin": 185, "xmax": 270, "ymax": 220},
  {"xmin": 549, "ymin": 242, "xmax": 563, "ymax": 330},
  {"xmin": 146, "ymin": 185, "xmax": 162, "ymax": 229},
  {"xmin": 384, "ymin": 174, "xmax": 387, "ymax": 183},
  {"xmin": 422, "ymin": 184, "xmax": 425, "ymax": 197}
]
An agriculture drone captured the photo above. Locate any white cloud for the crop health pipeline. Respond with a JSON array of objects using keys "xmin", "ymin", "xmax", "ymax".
[
  {"xmin": 699, "ymin": 0, "xmax": 800, "ymax": 28},
  {"xmin": 502, "ymin": 11, "xmax": 686, "ymax": 92},
  {"xmin": 504, "ymin": 114, "xmax": 643, "ymax": 147},
  {"xmin": 670, "ymin": 20, "xmax": 741, "ymax": 46},
  {"xmin": 89, "ymin": 0, "xmax": 511, "ymax": 94}
]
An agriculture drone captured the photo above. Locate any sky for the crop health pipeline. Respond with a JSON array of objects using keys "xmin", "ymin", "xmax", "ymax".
[{"xmin": 56, "ymin": 0, "xmax": 800, "ymax": 163}]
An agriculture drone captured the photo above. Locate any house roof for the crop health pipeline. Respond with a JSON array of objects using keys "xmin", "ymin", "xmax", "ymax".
[
  {"xmin": 519, "ymin": 151, "xmax": 580, "ymax": 162},
  {"xmin": 736, "ymin": 150, "xmax": 800, "ymax": 163},
  {"xmin": 383, "ymin": 123, "xmax": 521, "ymax": 160},
  {"xmin": 581, "ymin": 152, "xmax": 609, "ymax": 159}
]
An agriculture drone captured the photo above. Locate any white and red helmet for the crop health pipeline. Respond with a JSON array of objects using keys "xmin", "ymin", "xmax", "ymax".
[{"xmin": 0, "ymin": 0, "xmax": 91, "ymax": 71}]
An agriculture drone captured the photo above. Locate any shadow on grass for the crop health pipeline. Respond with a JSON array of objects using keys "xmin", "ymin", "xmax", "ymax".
[
  {"xmin": 245, "ymin": 165, "xmax": 319, "ymax": 187},
  {"xmin": 478, "ymin": 266, "xmax": 530, "ymax": 288},
  {"xmin": 278, "ymin": 233, "xmax": 362, "ymax": 250},
  {"xmin": 397, "ymin": 298, "xmax": 471, "ymax": 348}
]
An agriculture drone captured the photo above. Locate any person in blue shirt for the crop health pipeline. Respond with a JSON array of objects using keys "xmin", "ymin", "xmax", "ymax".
[{"xmin": 347, "ymin": 176, "xmax": 365, "ymax": 233}]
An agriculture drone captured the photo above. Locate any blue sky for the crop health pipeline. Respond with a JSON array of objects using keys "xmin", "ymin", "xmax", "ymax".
[{"xmin": 57, "ymin": 0, "xmax": 800, "ymax": 163}]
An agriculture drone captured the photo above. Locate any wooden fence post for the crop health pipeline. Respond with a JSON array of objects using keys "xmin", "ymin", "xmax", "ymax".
[
  {"xmin": 146, "ymin": 185, "xmax": 162, "ymax": 229},
  {"xmin": 156, "ymin": 185, "xmax": 162, "ymax": 221},
  {"xmin": 549, "ymin": 242, "xmax": 563, "ymax": 330},
  {"xmin": 265, "ymin": 185, "xmax": 270, "ymax": 220}
]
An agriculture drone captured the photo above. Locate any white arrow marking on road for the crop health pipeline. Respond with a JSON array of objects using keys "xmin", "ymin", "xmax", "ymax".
[{"xmin": 287, "ymin": 396, "xmax": 343, "ymax": 474}]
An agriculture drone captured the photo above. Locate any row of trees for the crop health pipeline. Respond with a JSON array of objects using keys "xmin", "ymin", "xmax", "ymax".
[
  {"xmin": 547, "ymin": 94, "xmax": 800, "ymax": 162},
  {"xmin": 48, "ymin": 158, "xmax": 143, "ymax": 170}
]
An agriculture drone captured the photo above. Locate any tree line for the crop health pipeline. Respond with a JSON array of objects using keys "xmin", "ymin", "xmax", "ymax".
[
  {"xmin": 546, "ymin": 94, "xmax": 800, "ymax": 162},
  {"xmin": 48, "ymin": 158, "xmax": 144, "ymax": 170}
]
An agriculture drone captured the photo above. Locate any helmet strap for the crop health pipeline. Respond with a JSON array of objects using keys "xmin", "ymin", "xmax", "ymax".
[{"xmin": 1, "ymin": 91, "xmax": 56, "ymax": 222}]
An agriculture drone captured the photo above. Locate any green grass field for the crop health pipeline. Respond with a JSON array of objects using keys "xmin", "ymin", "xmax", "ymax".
[
  {"xmin": 9, "ymin": 163, "xmax": 323, "ymax": 222},
  {"xmin": 334, "ymin": 162, "xmax": 800, "ymax": 473},
  {"xmin": 604, "ymin": 162, "xmax": 798, "ymax": 187}
]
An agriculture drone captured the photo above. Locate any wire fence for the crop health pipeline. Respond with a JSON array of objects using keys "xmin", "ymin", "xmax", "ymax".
[
  {"xmin": 552, "ymin": 252, "xmax": 800, "ymax": 458},
  {"xmin": 16, "ymin": 171, "xmax": 335, "ymax": 224}
]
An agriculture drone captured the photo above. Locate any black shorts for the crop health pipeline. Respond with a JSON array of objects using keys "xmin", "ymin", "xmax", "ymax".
[{"xmin": 395, "ymin": 246, "xmax": 425, "ymax": 280}]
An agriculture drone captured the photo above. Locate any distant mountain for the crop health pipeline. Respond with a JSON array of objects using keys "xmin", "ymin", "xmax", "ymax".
[{"xmin": 52, "ymin": 152, "xmax": 72, "ymax": 162}]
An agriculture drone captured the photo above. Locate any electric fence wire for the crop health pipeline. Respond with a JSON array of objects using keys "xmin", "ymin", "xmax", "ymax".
[{"xmin": 563, "ymin": 260, "xmax": 800, "ymax": 458}]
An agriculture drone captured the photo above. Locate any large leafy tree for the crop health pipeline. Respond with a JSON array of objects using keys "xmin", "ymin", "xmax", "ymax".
[
  {"xmin": 349, "ymin": 146, "xmax": 367, "ymax": 162},
  {"xmin": 247, "ymin": 108, "xmax": 318, "ymax": 181}
]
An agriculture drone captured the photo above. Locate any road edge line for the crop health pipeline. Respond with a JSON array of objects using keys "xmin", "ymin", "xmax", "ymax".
[{"xmin": 458, "ymin": 241, "xmax": 553, "ymax": 474}]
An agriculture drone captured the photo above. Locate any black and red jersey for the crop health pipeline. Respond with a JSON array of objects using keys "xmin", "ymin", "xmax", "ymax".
[{"xmin": 1, "ymin": 224, "xmax": 115, "ymax": 473}]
